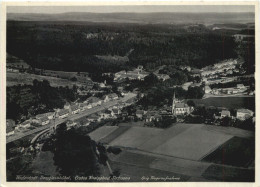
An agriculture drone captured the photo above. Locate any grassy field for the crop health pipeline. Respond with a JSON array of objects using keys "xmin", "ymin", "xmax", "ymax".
[
  {"xmin": 202, "ymin": 137, "xmax": 255, "ymax": 167},
  {"xmin": 152, "ymin": 124, "xmax": 233, "ymax": 160},
  {"xmin": 88, "ymin": 126, "xmax": 119, "ymax": 142},
  {"xmin": 191, "ymin": 97, "xmax": 255, "ymax": 111},
  {"xmin": 99, "ymin": 126, "xmax": 131, "ymax": 144},
  {"xmin": 139, "ymin": 123, "xmax": 192, "ymax": 151},
  {"xmin": 202, "ymin": 164, "xmax": 254, "ymax": 182},
  {"xmin": 109, "ymin": 151, "xmax": 190, "ymax": 182},
  {"xmin": 7, "ymin": 72, "xmax": 85, "ymax": 88},
  {"xmin": 109, "ymin": 127, "xmax": 163, "ymax": 148}
]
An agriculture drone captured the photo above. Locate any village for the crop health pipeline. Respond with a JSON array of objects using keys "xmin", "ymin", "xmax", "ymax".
[{"xmin": 6, "ymin": 54, "xmax": 255, "ymax": 139}]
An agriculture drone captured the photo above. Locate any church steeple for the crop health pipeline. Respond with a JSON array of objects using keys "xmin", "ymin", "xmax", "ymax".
[{"xmin": 172, "ymin": 92, "xmax": 176, "ymax": 114}]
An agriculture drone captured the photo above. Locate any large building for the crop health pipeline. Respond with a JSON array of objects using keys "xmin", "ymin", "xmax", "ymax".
[{"xmin": 172, "ymin": 92, "xmax": 191, "ymax": 116}]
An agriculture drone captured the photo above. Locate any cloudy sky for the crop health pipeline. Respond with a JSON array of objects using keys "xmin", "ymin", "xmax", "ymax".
[{"xmin": 7, "ymin": 5, "xmax": 255, "ymax": 14}]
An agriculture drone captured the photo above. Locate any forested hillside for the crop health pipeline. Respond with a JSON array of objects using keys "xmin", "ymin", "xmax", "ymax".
[{"xmin": 7, "ymin": 21, "xmax": 253, "ymax": 73}]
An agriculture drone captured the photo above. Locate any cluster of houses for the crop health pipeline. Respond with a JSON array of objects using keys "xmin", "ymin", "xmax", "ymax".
[
  {"xmin": 204, "ymin": 84, "xmax": 249, "ymax": 95},
  {"xmin": 7, "ymin": 92, "xmax": 123, "ymax": 136},
  {"xmin": 114, "ymin": 65, "xmax": 149, "ymax": 82},
  {"xmin": 214, "ymin": 108, "xmax": 254, "ymax": 121}
]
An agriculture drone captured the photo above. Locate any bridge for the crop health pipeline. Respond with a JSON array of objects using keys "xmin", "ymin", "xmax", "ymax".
[{"xmin": 6, "ymin": 93, "xmax": 136, "ymax": 144}]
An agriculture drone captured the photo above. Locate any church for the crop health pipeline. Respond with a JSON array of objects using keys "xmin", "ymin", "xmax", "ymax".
[{"xmin": 172, "ymin": 92, "xmax": 192, "ymax": 116}]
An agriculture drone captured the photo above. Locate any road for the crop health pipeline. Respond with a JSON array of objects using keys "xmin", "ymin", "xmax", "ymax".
[{"xmin": 6, "ymin": 93, "xmax": 136, "ymax": 144}]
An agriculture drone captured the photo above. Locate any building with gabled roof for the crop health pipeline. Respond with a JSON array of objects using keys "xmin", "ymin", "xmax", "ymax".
[
  {"xmin": 58, "ymin": 109, "xmax": 70, "ymax": 119},
  {"xmin": 71, "ymin": 105, "xmax": 80, "ymax": 114},
  {"xmin": 172, "ymin": 92, "xmax": 191, "ymax": 116},
  {"xmin": 40, "ymin": 116, "xmax": 50, "ymax": 126},
  {"xmin": 221, "ymin": 110, "xmax": 231, "ymax": 118},
  {"xmin": 236, "ymin": 109, "xmax": 254, "ymax": 120}
]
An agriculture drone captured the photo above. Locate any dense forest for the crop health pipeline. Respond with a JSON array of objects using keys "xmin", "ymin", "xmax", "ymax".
[
  {"xmin": 7, "ymin": 21, "xmax": 254, "ymax": 73},
  {"xmin": 7, "ymin": 80, "xmax": 77, "ymax": 122}
]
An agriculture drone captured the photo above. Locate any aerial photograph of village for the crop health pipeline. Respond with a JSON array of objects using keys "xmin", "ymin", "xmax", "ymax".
[{"xmin": 5, "ymin": 5, "xmax": 255, "ymax": 182}]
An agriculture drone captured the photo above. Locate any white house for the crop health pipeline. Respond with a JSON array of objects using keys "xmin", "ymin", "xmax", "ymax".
[
  {"xmin": 236, "ymin": 109, "xmax": 254, "ymax": 120},
  {"xmin": 64, "ymin": 102, "xmax": 71, "ymax": 110},
  {"xmin": 58, "ymin": 109, "xmax": 70, "ymax": 119},
  {"xmin": 20, "ymin": 120, "xmax": 31, "ymax": 128},
  {"xmin": 87, "ymin": 97, "xmax": 102, "ymax": 107},
  {"xmin": 40, "ymin": 116, "xmax": 50, "ymax": 126},
  {"xmin": 71, "ymin": 105, "xmax": 80, "ymax": 115},
  {"xmin": 221, "ymin": 110, "xmax": 231, "ymax": 118},
  {"xmin": 204, "ymin": 86, "xmax": 212, "ymax": 94}
]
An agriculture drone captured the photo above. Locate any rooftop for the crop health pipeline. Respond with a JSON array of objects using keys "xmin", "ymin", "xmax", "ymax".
[
  {"xmin": 237, "ymin": 108, "xmax": 253, "ymax": 114},
  {"xmin": 59, "ymin": 109, "xmax": 69, "ymax": 115},
  {"xmin": 175, "ymin": 103, "xmax": 188, "ymax": 108},
  {"xmin": 221, "ymin": 110, "xmax": 230, "ymax": 116}
]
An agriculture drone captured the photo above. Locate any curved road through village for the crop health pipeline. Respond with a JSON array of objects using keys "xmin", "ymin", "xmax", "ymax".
[{"xmin": 6, "ymin": 93, "xmax": 136, "ymax": 144}]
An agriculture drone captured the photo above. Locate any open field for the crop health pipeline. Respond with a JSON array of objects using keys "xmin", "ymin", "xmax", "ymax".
[
  {"xmin": 109, "ymin": 127, "xmax": 163, "ymax": 148},
  {"xmin": 202, "ymin": 137, "xmax": 255, "ymax": 167},
  {"xmin": 152, "ymin": 124, "xmax": 233, "ymax": 160},
  {"xmin": 88, "ymin": 123, "xmax": 255, "ymax": 181},
  {"xmin": 7, "ymin": 72, "xmax": 85, "ymax": 88},
  {"xmin": 99, "ymin": 126, "xmax": 131, "ymax": 144},
  {"xmin": 202, "ymin": 164, "xmax": 254, "ymax": 182},
  {"xmin": 139, "ymin": 123, "xmax": 193, "ymax": 151},
  {"xmin": 191, "ymin": 97, "xmax": 255, "ymax": 111},
  {"xmin": 89, "ymin": 126, "xmax": 119, "ymax": 142}
]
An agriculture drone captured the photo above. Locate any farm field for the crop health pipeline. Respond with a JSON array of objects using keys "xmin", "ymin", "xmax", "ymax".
[
  {"xmin": 191, "ymin": 97, "xmax": 255, "ymax": 111},
  {"xmin": 202, "ymin": 137, "xmax": 255, "ymax": 167},
  {"xmin": 88, "ymin": 126, "xmax": 118, "ymax": 142},
  {"xmin": 109, "ymin": 126, "xmax": 163, "ymax": 148},
  {"xmin": 7, "ymin": 72, "xmax": 85, "ymax": 88},
  {"xmin": 202, "ymin": 164, "xmax": 255, "ymax": 182},
  {"xmin": 89, "ymin": 123, "xmax": 255, "ymax": 181},
  {"xmin": 152, "ymin": 124, "xmax": 233, "ymax": 160},
  {"xmin": 99, "ymin": 126, "xmax": 131, "ymax": 144}
]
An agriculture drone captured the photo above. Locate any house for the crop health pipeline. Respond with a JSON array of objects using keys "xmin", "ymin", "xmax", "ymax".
[
  {"xmin": 64, "ymin": 102, "xmax": 71, "ymax": 110},
  {"xmin": 108, "ymin": 93, "xmax": 119, "ymax": 100},
  {"xmin": 237, "ymin": 84, "xmax": 245, "ymax": 89},
  {"xmin": 136, "ymin": 110, "xmax": 145, "ymax": 119},
  {"xmin": 204, "ymin": 86, "xmax": 212, "ymax": 94},
  {"xmin": 40, "ymin": 116, "xmax": 50, "ymax": 126},
  {"xmin": 144, "ymin": 111, "xmax": 157, "ymax": 122},
  {"xmin": 6, "ymin": 120, "xmax": 15, "ymax": 136},
  {"xmin": 88, "ymin": 114, "xmax": 101, "ymax": 122},
  {"xmin": 36, "ymin": 113, "xmax": 47, "ymax": 120},
  {"xmin": 7, "ymin": 125, "xmax": 15, "ymax": 136},
  {"xmin": 117, "ymin": 87, "xmax": 124, "ymax": 92},
  {"xmin": 87, "ymin": 97, "xmax": 102, "ymax": 107},
  {"xmin": 58, "ymin": 109, "xmax": 70, "ymax": 119},
  {"xmin": 20, "ymin": 120, "xmax": 31, "ymax": 128},
  {"xmin": 236, "ymin": 109, "xmax": 254, "ymax": 120},
  {"xmin": 111, "ymin": 109, "xmax": 121, "ymax": 117},
  {"xmin": 66, "ymin": 121, "xmax": 77, "ymax": 129},
  {"xmin": 80, "ymin": 102, "xmax": 92, "ymax": 110},
  {"xmin": 121, "ymin": 90, "xmax": 128, "ymax": 96},
  {"xmin": 46, "ymin": 112, "xmax": 55, "ymax": 120},
  {"xmin": 101, "ymin": 110, "xmax": 111, "ymax": 119},
  {"xmin": 71, "ymin": 105, "xmax": 80, "ymax": 114},
  {"xmin": 221, "ymin": 110, "xmax": 231, "ymax": 118},
  {"xmin": 156, "ymin": 74, "xmax": 170, "ymax": 81},
  {"xmin": 137, "ymin": 65, "xmax": 143, "ymax": 71}
]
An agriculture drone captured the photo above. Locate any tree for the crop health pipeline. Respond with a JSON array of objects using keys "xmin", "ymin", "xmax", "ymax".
[
  {"xmin": 50, "ymin": 127, "xmax": 100, "ymax": 180},
  {"xmin": 187, "ymin": 100, "xmax": 195, "ymax": 107}
]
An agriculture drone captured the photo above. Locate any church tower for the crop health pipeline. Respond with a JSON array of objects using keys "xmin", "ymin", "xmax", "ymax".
[{"xmin": 172, "ymin": 92, "xmax": 176, "ymax": 115}]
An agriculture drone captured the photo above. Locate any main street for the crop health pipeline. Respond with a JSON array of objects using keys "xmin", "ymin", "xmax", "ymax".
[{"xmin": 6, "ymin": 93, "xmax": 136, "ymax": 144}]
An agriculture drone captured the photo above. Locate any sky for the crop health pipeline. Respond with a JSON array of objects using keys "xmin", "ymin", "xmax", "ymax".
[{"xmin": 7, "ymin": 5, "xmax": 255, "ymax": 14}]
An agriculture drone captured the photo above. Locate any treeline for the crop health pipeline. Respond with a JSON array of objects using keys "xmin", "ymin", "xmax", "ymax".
[
  {"xmin": 7, "ymin": 21, "xmax": 240, "ymax": 73},
  {"xmin": 7, "ymin": 79, "xmax": 77, "ymax": 122}
]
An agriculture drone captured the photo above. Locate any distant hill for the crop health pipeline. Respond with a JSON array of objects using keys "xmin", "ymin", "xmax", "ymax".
[{"xmin": 7, "ymin": 12, "xmax": 254, "ymax": 24}]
